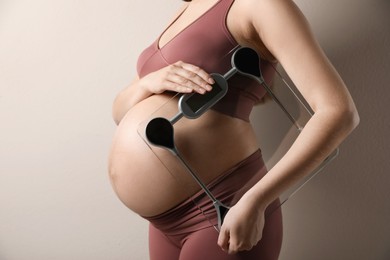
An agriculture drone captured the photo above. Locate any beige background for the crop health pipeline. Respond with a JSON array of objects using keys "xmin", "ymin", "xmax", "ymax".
[{"xmin": 0, "ymin": 0, "xmax": 389, "ymax": 259}]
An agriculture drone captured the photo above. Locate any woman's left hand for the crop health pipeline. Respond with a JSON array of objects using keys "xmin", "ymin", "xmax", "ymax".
[{"xmin": 217, "ymin": 198, "xmax": 266, "ymax": 254}]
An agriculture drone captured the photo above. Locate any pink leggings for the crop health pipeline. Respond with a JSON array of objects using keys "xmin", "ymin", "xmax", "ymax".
[{"xmin": 145, "ymin": 150, "xmax": 283, "ymax": 260}]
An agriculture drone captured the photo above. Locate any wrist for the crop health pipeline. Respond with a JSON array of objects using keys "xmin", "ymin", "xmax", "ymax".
[
  {"xmin": 136, "ymin": 77, "xmax": 154, "ymax": 96},
  {"xmin": 240, "ymin": 188, "xmax": 270, "ymax": 213}
]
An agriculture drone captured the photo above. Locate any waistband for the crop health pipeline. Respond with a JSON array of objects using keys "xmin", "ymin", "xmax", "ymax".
[{"xmin": 143, "ymin": 149, "xmax": 267, "ymax": 235}]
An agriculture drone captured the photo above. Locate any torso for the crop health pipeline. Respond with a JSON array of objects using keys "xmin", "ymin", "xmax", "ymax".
[
  {"xmin": 109, "ymin": 0, "xmax": 272, "ymax": 217},
  {"xmin": 109, "ymin": 94, "xmax": 258, "ymax": 216}
]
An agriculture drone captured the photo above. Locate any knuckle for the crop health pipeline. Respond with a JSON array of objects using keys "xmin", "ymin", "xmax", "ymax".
[
  {"xmin": 175, "ymin": 60, "xmax": 184, "ymax": 66},
  {"xmin": 233, "ymin": 241, "xmax": 252, "ymax": 252},
  {"xmin": 179, "ymin": 77, "xmax": 189, "ymax": 84},
  {"xmin": 242, "ymin": 243, "xmax": 253, "ymax": 251},
  {"xmin": 192, "ymin": 65, "xmax": 201, "ymax": 72},
  {"xmin": 229, "ymin": 248, "xmax": 238, "ymax": 255},
  {"xmin": 167, "ymin": 64, "xmax": 177, "ymax": 71},
  {"xmin": 187, "ymin": 71, "xmax": 197, "ymax": 78},
  {"xmin": 174, "ymin": 84, "xmax": 188, "ymax": 93},
  {"xmin": 164, "ymin": 69, "xmax": 173, "ymax": 78}
]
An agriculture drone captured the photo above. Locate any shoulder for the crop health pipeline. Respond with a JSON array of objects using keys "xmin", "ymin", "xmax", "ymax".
[
  {"xmin": 229, "ymin": 0, "xmax": 311, "ymax": 61},
  {"xmin": 228, "ymin": 0, "xmax": 297, "ymax": 61},
  {"xmin": 233, "ymin": 0, "xmax": 295, "ymax": 21}
]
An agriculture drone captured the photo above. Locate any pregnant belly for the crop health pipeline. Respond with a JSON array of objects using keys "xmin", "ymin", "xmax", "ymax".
[{"xmin": 108, "ymin": 94, "xmax": 258, "ymax": 217}]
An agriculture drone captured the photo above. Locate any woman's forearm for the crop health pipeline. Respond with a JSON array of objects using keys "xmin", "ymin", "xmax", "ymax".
[{"xmin": 246, "ymin": 105, "xmax": 360, "ymax": 208}]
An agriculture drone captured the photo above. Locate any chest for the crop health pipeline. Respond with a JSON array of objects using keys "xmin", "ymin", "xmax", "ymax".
[{"xmin": 137, "ymin": 0, "xmax": 240, "ymax": 78}]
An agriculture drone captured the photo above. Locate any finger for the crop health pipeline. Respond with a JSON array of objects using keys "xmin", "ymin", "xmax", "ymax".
[
  {"xmin": 240, "ymin": 242, "xmax": 254, "ymax": 252},
  {"xmin": 217, "ymin": 228, "xmax": 230, "ymax": 253},
  {"xmin": 226, "ymin": 230, "xmax": 253, "ymax": 254},
  {"xmin": 174, "ymin": 61, "xmax": 214, "ymax": 90},
  {"xmin": 227, "ymin": 234, "xmax": 239, "ymax": 255},
  {"xmin": 231, "ymin": 238, "xmax": 255, "ymax": 253},
  {"xmin": 170, "ymin": 73, "xmax": 208, "ymax": 94},
  {"xmin": 163, "ymin": 79, "xmax": 193, "ymax": 93},
  {"xmin": 180, "ymin": 62, "xmax": 215, "ymax": 85}
]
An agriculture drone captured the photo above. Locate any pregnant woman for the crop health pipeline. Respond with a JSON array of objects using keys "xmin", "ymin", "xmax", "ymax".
[{"xmin": 108, "ymin": 0, "xmax": 359, "ymax": 259}]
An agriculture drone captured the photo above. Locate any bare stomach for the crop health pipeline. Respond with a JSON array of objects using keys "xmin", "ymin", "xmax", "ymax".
[{"xmin": 108, "ymin": 93, "xmax": 259, "ymax": 217}]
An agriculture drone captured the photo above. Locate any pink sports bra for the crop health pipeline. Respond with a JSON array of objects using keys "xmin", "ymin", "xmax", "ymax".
[{"xmin": 136, "ymin": 0, "xmax": 276, "ymax": 122}]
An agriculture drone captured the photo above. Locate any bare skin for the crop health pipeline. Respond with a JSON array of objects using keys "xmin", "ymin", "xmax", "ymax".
[{"xmin": 109, "ymin": 0, "xmax": 359, "ymax": 255}]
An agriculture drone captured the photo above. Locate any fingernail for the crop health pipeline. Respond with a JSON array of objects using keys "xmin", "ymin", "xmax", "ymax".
[
  {"xmin": 206, "ymin": 84, "xmax": 212, "ymax": 91},
  {"xmin": 208, "ymin": 78, "xmax": 215, "ymax": 84}
]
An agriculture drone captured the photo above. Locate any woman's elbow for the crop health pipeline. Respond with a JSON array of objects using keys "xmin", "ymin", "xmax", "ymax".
[
  {"xmin": 349, "ymin": 106, "xmax": 360, "ymax": 130},
  {"xmin": 336, "ymin": 102, "xmax": 360, "ymax": 135},
  {"xmin": 112, "ymin": 112, "xmax": 121, "ymax": 126},
  {"xmin": 112, "ymin": 95, "xmax": 123, "ymax": 126}
]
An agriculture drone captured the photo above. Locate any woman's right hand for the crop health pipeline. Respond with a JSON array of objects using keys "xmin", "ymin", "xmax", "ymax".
[
  {"xmin": 139, "ymin": 61, "xmax": 215, "ymax": 95},
  {"xmin": 112, "ymin": 61, "xmax": 215, "ymax": 125}
]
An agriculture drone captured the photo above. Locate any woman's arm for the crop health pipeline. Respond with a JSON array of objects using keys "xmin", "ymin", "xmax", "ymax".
[
  {"xmin": 246, "ymin": 0, "xmax": 360, "ymax": 214},
  {"xmin": 247, "ymin": 0, "xmax": 359, "ymax": 215},
  {"xmin": 112, "ymin": 76, "xmax": 151, "ymax": 125},
  {"xmin": 112, "ymin": 61, "xmax": 215, "ymax": 125},
  {"xmin": 219, "ymin": 0, "xmax": 359, "ymax": 253}
]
